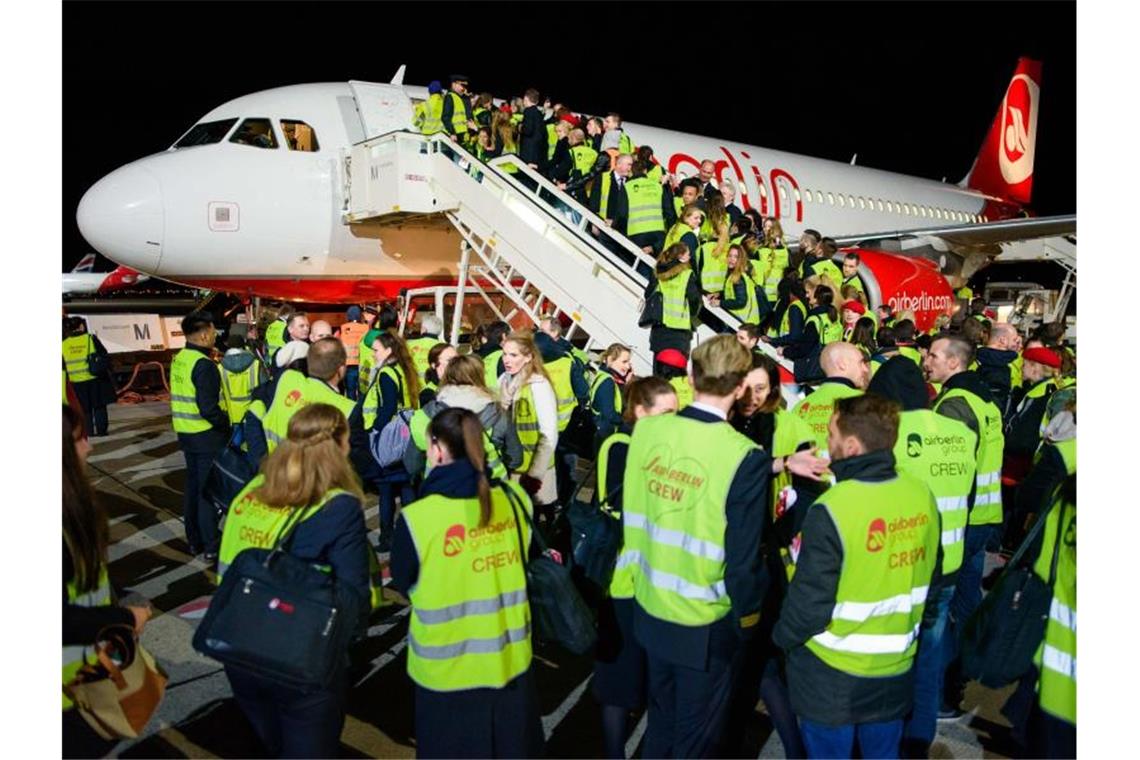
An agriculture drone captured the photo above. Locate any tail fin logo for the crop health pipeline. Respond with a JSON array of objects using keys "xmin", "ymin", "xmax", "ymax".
[{"xmin": 998, "ymin": 74, "xmax": 1039, "ymax": 185}]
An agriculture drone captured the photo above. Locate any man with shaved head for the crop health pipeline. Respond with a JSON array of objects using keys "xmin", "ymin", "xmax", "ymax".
[
  {"xmin": 976, "ymin": 321, "xmax": 1020, "ymax": 420},
  {"xmin": 791, "ymin": 342, "xmax": 869, "ymax": 456},
  {"xmin": 925, "ymin": 334, "xmax": 1007, "ymax": 719},
  {"xmin": 308, "ymin": 319, "xmax": 333, "ymax": 342}
]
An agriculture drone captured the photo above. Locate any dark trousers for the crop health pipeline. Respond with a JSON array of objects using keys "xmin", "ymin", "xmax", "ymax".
[
  {"xmin": 180, "ymin": 441, "xmax": 222, "ymax": 553},
  {"xmin": 944, "ymin": 523, "xmax": 999, "ymax": 705},
  {"xmin": 345, "ymin": 365, "xmax": 360, "ymax": 401},
  {"xmin": 903, "ymin": 584, "xmax": 955, "ymax": 748},
  {"xmin": 227, "ymin": 666, "xmax": 346, "ymax": 758},
  {"xmin": 62, "ymin": 708, "xmax": 117, "ymax": 759},
  {"xmin": 799, "ymin": 717, "xmax": 903, "ymax": 759},
  {"xmin": 377, "ymin": 467, "xmax": 414, "ymax": 536},
  {"xmin": 643, "ymin": 652, "xmax": 737, "ymax": 758},
  {"xmin": 73, "ymin": 379, "xmax": 108, "ymax": 436},
  {"xmin": 414, "ymin": 669, "xmax": 544, "ymax": 758}
]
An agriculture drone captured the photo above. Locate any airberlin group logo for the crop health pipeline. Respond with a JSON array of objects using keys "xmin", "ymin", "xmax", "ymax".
[
  {"xmin": 284, "ymin": 389, "xmax": 304, "ymax": 408},
  {"xmin": 999, "ymin": 74, "xmax": 1039, "ymax": 185},
  {"xmin": 443, "ymin": 524, "xmax": 466, "ymax": 557},
  {"xmin": 866, "ymin": 518, "xmax": 888, "ymax": 553},
  {"xmin": 906, "ymin": 433, "xmax": 924, "ymax": 459}
]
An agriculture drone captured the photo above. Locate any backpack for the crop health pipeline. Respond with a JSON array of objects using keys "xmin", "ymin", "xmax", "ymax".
[{"xmin": 370, "ymin": 409, "xmax": 416, "ymax": 468}]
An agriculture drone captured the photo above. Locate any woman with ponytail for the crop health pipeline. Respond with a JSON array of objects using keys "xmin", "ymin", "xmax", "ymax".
[
  {"xmin": 391, "ymin": 407, "xmax": 544, "ymax": 758},
  {"xmin": 351, "ymin": 331, "xmax": 421, "ymax": 550},
  {"xmin": 218, "ymin": 403, "xmax": 370, "ymax": 758}
]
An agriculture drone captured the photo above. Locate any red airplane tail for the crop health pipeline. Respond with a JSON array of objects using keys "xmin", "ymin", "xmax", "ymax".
[{"xmin": 963, "ymin": 57, "xmax": 1042, "ymax": 206}]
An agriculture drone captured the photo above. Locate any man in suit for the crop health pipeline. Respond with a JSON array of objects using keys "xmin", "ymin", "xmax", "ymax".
[
  {"xmin": 519, "ymin": 87, "xmax": 548, "ymax": 173},
  {"xmin": 590, "ymin": 152, "xmax": 633, "ymax": 237}
]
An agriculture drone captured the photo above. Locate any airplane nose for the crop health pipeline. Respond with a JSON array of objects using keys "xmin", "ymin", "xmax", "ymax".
[{"xmin": 77, "ymin": 163, "xmax": 164, "ymax": 274}]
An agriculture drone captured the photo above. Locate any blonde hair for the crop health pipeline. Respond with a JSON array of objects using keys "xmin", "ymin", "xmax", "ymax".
[
  {"xmin": 601, "ymin": 343, "xmax": 631, "ymax": 365},
  {"xmin": 691, "ymin": 335, "xmax": 752, "ymax": 396},
  {"xmin": 441, "ymin": 354, "xmax": 487, "ymax": 389},
  {"xmin": 764, "ymin": 219, "xmax": 785, "ymax": 248},
  {"xmin": 726, "ymin": 244, "xmax": 752, "ymax": 286},
  {"xmin": 504, "ymin": 331, "xmax": 551, "ymax": 385},
  {"xmin": 252, "ymin": 404, "xmax": 364, "ymax": 509}
]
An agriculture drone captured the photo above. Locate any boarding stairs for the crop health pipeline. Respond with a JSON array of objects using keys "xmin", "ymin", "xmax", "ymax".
[
  {"xmin": 996, "ymin": 235, "xmax": 1076, "ymax": 322},
  {"xmin": 341, "ymin": 131, "xmax": 791, "ymax": 377}
]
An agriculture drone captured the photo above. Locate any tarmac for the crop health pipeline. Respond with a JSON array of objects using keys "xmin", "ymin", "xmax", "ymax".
[{"xmin": 89, "ymin": 401, "xmax": 1021, "ymax": 758}]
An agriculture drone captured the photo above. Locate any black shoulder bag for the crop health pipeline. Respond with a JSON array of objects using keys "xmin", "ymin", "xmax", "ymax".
[
  {"xmin": 503, "ymin": 483, "xmax": 597, "ymax": 655},
  {"xmin": 567, "ymin": 462, "xmax": 624, "ymax": 591},
  {"xmin": 960, "ymin": 495, "xmax": 1067, "ymax": 688},
  {"xmin": 193, "ymin": 504, "xmax": 364, "ymax": 690},
  {"xmin": 203, "ymin": 423, "xmax": 259, "ymax": 525},
  {"xmin": 86, "ymin": 334, "xmax": 111, "ymax": 377}
]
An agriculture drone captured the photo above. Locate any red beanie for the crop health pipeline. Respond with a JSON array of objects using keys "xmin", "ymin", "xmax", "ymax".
[
  {"xmin": 656, "ymin": 349, "xmax": 688, "ymax": 370},
  {"xmin": 1023, "ymin": 347, "xmax": 1062, "ymax": 369},
  {"xmin": 842, "ymin": 300, "xmax": 866, "ymax": 315}
]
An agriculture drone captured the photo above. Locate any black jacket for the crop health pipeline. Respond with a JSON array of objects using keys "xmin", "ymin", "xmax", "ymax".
[
  {"xmin": 646, "ymin": 260, "xmax": 703, "ymax": 354},
  {"xmin": 519, "ymin": 105, "xmax": 548, "ymax": 168},
  {"xmin": 976, "ymin": 347, "xmax": 1018, "ymax": 419},
  {"xmin": 545, "ymin": 137, "xmax": 572, "ymax": 182},
  {"xmin": 773, "ymin": 449, "xmax": 944, "ymax": 726},
  {"xmin": 1005, "ymin": 379, "xmax": 1055, "ymax": 458},
  {"xmin": 633, "ymin": 405, "xmax": 771, "ymax": 671},
  {"xmin": 932, "ymin": 370, "xmax": 995, "ymax": 442},
  {"xmin": 589, "ymin": 172, "xmax": 630, "ymax": 234},
  {"xmin": 179, "ymin": 342, "xmax": 230, "ymax": 452}
]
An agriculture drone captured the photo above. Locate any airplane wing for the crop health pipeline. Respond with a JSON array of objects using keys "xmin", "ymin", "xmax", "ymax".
[{"xmin": 830, "ymin": 214, "xmax": 1076, "ymax": 251}]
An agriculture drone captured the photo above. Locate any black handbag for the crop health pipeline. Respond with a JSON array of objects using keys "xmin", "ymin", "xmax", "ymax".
[
  {"xmin": 559, "ymin": 403, "xmax": 598, "ymax": 459},
  {"xmin": 960, "ymin": 495, "xmax": 1066, "ymax": 689},
  {"xmin": 504, "ymin": 483, "xmax": 597, "ymax": 655},
  {"xmin": 638, "ymin": 288, "xmax": 663, "ymax": 328},
  {"xmin": 204, "ymin": 424, "xmax": 259, "ymax": 525},
  {"xmin": 86, "ymin": 335, "xmax": 111, "ymax": 377},
  {"xmin": 192, "ymin": 506, "xmax": 364, "ymax": 690},
  {"xmin": 568, "ymin": 465, "xmax": 624, "ymax": 590}
]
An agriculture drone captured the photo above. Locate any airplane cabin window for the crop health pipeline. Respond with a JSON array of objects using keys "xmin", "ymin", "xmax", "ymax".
[
  {"xmin": 816, "ymin": 190, "xmax": 824, "ymax": 203},
  {"xmin": 827, "ymin": 192, "xmax": 834, "ymax": 205},
  {"xmin": 229, "ymin": 118, "xmax": 279, "ymax": 149},
  {"xmin": 837, "ymin": 194, "xmax": 845, "ymax": 207},
  {"xmin": 877, "ymin": 199, "xmax": 884, "ymax": 211},
  {"xmin": 804, "ymin": 189, "xmax": 812, "ymax": 203},
  {"xmin": 174, "ymin": 118, "xmax": 239, "ymax": 149},
  {"xmin": 847, "ymin": 194, "xmax": 855, "ymax": 208},
  {"xmin": 280, "ymin": 120, "xmax": 320, "ymax": 152},
  {"xmin": 858, "ymin": 197, "xmax": 866, "ymax": 210}
]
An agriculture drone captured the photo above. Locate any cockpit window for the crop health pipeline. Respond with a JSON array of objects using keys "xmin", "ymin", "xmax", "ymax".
[
  {"xmin": 280, "ymin": 120, "xmax": 320, "ymax": 152},
  {"xmin": 173, "ymin": 118, "xmax": 238, "ymax": 149},
  {"xmin": 229, "ymin": 118, "xmax": 279, "ymax": 149}
]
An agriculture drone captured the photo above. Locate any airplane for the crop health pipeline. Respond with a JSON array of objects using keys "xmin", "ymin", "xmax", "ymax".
[
  {"xmin": 62, "ymin": 253, "xmax": 150, "ymax": 296},
  {"xmin": 76, "ymin": 58, "xmax": 1074, "ymax": 330}
]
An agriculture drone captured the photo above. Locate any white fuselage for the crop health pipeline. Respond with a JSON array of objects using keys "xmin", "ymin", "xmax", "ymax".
[{"xmin": 76, "ymin": 81, "xmax": 1005, "ymax": 302}]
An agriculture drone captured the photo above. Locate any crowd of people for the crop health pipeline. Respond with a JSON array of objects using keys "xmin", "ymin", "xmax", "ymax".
[{"xmin": 61, "ymin": 75, "xmax": 1077, "ymax": 760}]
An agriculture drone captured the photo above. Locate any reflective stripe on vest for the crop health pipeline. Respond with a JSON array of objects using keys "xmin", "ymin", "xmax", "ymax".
[
  {"xmin": 935, "ymin": 387, "xmax": 1005, "ymax": 526},
  {"xmin": 403, "ymin": 482, "xmax": 533, "ymax": 691},
  {"xmin": 1032, "ymin": 485, "xmax": 1076, "ymax": 723},
  {"xmin": 361, "ymin": 365, "xmax": 410, "ymax": 430},
  {"xmin": 804, "ymin": 475, "xmax": 940, "ymax": 676},
  {"xmin": 598, "ymin": 172, "xmax": 614, "ymax": 218},
  {"xmin": 893, "ymin": 410, "xmax": 977, "ymax": 575},
  {"xmin": 418, "ymin": 93, "xmax": 445, "ymax": 135},
  {"xmin": 446, "ymin": 92, "xmax": 470, "ymax": 134},
  {"xmin": 762, "ymin": 247, "xmax": 790, "ymax": 301},
  {"xmin": 724, "ymin": 275, "xmax": 760, "ymax": 324},
  {"xmin": 589, "ymin": 372, "xmax": 623, "ymax": 418},
  {"xmin": 545, "ymin": 357, "xmax": 576, "ymax": 432},
  {"xmin": 513, "ymin": 383, "xmax": 539, "ymax": 473},
  {"xmin": 220, "ymin": 361, "xmax": 260, "ymax": 426},
  {"xmin": 701, "ymin": 241, "xmax": 730, "ymax": 293},
  {"xmin": 805, "ymin": 313, "xmax": 844, "ymax": 345},
  {"xmin": 62, "ymin": 334, "xmax": 95, "ymax": 383},
  {"xmin": 659, "ymin": 269, "xmax": 693, "ymax": 330},
  {"xmin": 170, "ymin": 349, "xmax": 215, "ymax": 434},
  {"xmin": 625, "ymin": 177, "xmax": 666, "ymax": 235},
  {"xmin": 63, "ymin": 567, "xmax": 111, "ymax": 709},
  {"xmin": 622, "ymin": 413, "xmax": 756, "ymax": 626},
  {"xmin": 570, "ymin": 145, "xmax": 598, "ymax": 175},
  {"xmin": 597, "ymin": 432, "xmax": 634, "ymax": 599}
]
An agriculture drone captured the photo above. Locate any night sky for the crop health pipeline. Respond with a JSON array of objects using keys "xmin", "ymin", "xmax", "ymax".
[{"xmin": 62, "ymin": 1, "xmax": 1076, "ymax": 272}]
